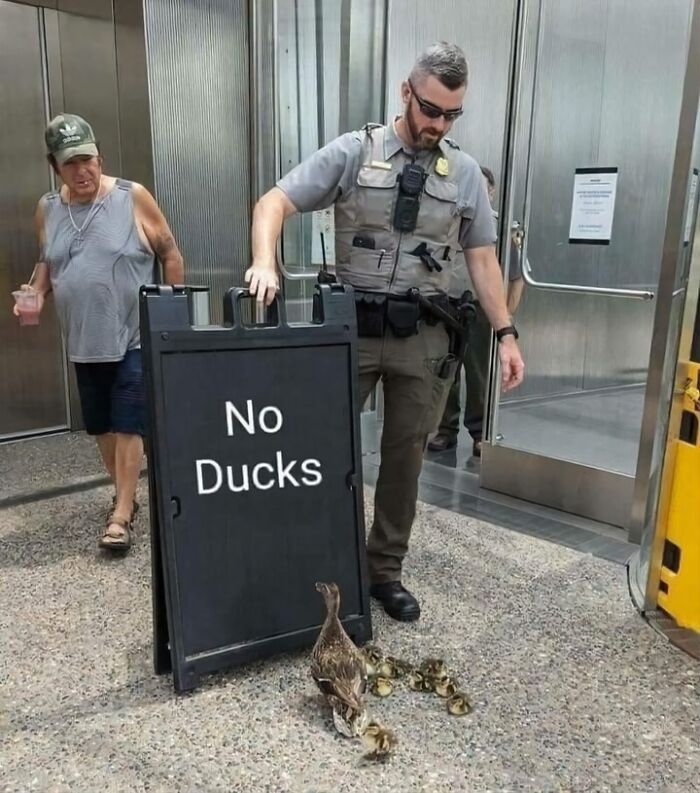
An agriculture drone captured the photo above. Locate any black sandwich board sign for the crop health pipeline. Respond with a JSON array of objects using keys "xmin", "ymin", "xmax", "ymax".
[{"xmin": 139, "ymin": 283, "xmax": 372, "ymax": 692}]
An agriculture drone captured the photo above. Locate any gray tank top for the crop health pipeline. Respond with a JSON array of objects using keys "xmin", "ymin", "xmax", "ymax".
[{"xmin": 42, "ymin": 179, "xmax": 156, "ymax": 363}]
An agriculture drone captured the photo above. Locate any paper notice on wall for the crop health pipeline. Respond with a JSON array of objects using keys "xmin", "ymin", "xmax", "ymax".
[
  {"xmin": 311, "ymin": 208, "xmax": 336, "ymax": 266},
  {"xmin": 684, "ymin": 169, "xmax": 699, "ymax": 245},
  {"xmin": 568, "ymin": 168, "xmax": 618, "ymax": 245}
]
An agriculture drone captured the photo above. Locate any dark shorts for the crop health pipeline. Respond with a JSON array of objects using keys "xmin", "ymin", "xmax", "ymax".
[{"xmin": 74, "ymin": 349, "xmax": 146, "ymax": 436}]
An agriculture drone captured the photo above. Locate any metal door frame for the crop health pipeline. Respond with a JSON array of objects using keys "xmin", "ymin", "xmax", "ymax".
[
  {"xmin": 628, "ymin": 0, "xmax": 700, "ymax": 600},
  {"xmin": 0, "ymin": 1, "xmax": 72, "ymax": 441},
  {"xmin": 481, "ymin": 0, "xmax": 698, "ymax": 532}
]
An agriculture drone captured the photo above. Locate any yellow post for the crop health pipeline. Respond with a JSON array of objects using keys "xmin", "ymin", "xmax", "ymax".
[{"xmin": 657, "ymin": 361, "xmax": 700, "ymax": 630}]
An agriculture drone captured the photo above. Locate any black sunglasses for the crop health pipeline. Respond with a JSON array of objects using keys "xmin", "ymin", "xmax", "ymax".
[{"xmin": 408, "ymin": 80, "xmax": 463, "ymax": 121}]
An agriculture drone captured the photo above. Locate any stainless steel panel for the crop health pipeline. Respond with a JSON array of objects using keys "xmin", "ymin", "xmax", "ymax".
[
  {"xmin": 144, "ymin": 0, "xmax": 251, "ymax": 321},
  {"xmin": 512, "ymin": 0, "xmax": 691, "ymax": 401},
  {"xmin": 114, "ymin": 0, "xmax": 154, "ymax": 193},
  {"xmin": 583, "ymin": 0, "xmax": 691, "ymax": 391},
  {"xmin": 250, "ymin": 0, "xmax": 276, "ymax": 201},
  {"xmin": 384, "ymin": 0, "xmax": 516, "ymax": 196},
  {"xmin": 55, "ymin": 7, "xmax": 122, "ymax": 174},
  {"xmin": 57, "ymin": 0, "xmax": 111, "ymax": 19},
  {"xmin": 0, "ymin": 0, "xmax": 67, "ymax": 437},
  {"xmin": 10, "ymin": 0, "xmax": 57, "ymax": 7},
  {"xmin": 346, "ymin": 0, "xmax": 386, "ymax": 132},
  {"xmin": 497, "ymin": 385, "xmax": 645, "ymax": 476},
  {"xmin": 514, "ymin": 0, "xmax": 607, "ymax": 400},
  {"xmin": 488, "ymin": 0, "xmax": 694, "ymax": 528},
  {"xmin": 276, "ymin": 0, "xmax": 303, "ymax": 273},
  {"xmin": 43, "ymin": 9, "xmax": 64, "ymax": 114},
  {"xmin": 291, "ymin": 0, "xmax": 319, "ymax": 282},
  {"xmin": 481, "ymin": 444, "xmax": 635, "ymax": 528}
]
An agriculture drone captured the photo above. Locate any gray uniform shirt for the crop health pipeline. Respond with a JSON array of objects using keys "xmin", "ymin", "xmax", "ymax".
[{"xmin": 277, "ymin": 121, "xmax": 497, "ymax": 267}]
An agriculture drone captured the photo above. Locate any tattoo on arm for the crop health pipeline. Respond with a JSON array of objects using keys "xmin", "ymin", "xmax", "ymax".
[{"xmin": 154, "ymin": 231, "xmax": 177, "ymax": 260}]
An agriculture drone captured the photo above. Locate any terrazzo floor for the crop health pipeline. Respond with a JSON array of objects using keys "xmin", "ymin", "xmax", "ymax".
[{"xmin": 1, "ymin": 484, "xmax": 699, "ymax": 793}]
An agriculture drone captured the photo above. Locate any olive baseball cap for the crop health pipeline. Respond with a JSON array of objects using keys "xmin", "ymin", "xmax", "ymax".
[{"xmin": 45, "ymin": 113, "xmax": 99, "ymax": 165}]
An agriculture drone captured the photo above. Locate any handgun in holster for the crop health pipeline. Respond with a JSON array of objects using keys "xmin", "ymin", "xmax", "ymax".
[
  {"xmin": 451, "ymin": 289, "xmax": 476, "ymax": 360},
  {"xmin": 406, "ymin": 287, "xmax": 474, "ymax": 376}
]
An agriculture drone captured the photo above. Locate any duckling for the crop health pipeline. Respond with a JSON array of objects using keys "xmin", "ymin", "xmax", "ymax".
[
  {"xmin": 387, "ymin": 656, "xmax": 413, "ymax": 677},
  {"xmin": 419, "ymin": 658, "xmax": 448, "ymax": 681},
  {"xmin": 332, "ymin": 699, "xmax": 369, "ymax": 737},
  {"xmin": 311, "ymin": 582, "xmax": 368, "ymax": 736},
  {"xmin": 447, "ymin": 691, "xmax": 472, "ymax": 716},
  {"xmin": 369, "ymin": 676, "xmax": 394, "ymax": 697},
  {"xmin": 360, "ymin": 644, "xmax": 384, "ymax": 676},
  {"xmin": 435, "ymin": 677, "xmax": 458, "ymax": 699},
  {"xmin": 377, "ymin": 658, "xmax": 399, "ymax": 679},
  {"xmin": 361, "ymin": 721, "xmax": 397, "ymax": 760},
  {"xmin": 408, "ymin": 670, "xmax": 434, "ymax": 692}
]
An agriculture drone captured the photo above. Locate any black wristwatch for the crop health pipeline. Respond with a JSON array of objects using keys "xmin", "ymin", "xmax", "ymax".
[{"xmin": 496, "ymin": 325, "xmax": 519, "ymax": 342}]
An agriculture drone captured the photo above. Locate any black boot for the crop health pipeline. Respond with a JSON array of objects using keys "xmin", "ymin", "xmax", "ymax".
[
  {"xmin": 427, "ymin": 433, "xmax": 457, "ymax": 452},
  {"xmin": 369, "ymin": 582, "xmax": 421, "ymax": 622}
]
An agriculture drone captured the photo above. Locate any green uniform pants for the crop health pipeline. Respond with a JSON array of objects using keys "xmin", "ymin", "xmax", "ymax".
[
  {"xmin": 359, "ymin": 321, "xmax": 456, "ymax": 584},
  {"xmin": 437, "ymin": 302, "xmax": 491, "ymax": 442}
]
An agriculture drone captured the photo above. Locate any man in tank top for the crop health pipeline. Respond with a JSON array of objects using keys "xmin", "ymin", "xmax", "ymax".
[{"xmin": 12, "ymin": 113, "xmax": 184, "ymax": 553}]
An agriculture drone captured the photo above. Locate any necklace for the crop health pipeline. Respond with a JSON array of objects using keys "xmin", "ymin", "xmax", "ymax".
[{"xmin": 66, "ymin": 182, "xmax": 106, "ymax": 241}]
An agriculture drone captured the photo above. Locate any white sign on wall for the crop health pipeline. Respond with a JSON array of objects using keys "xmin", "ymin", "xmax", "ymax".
[{"xmin": 569, "ymin": 168, "xmax": 619, "ymax": 245}]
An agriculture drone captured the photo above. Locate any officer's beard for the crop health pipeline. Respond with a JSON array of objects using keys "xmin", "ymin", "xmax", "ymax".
[{"xmin": 405, "ymin": 99, "xmax": 443, "ymax": 150}]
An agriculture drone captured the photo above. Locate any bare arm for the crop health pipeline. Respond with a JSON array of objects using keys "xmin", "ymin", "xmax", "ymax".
[
  {"xmin": 465, "ymin": 245, "xmax": 525, "ymax": 391},
  {"xmin": 507, "ymin": 277, "xmax": 524, "ymax": 316},
  {"xmin": 132, "ymin": 183, "xmax": 184, "ymax": 285},
  {"xmin": 247, "ymin": 186, "xmax": 298, "ymax": 305},
  {"xmin": 30, "ymin": 201, "xmax": 51, "ymax": 295},
  {"xmin": 13, "ymin": 202, "xmax": 50, "ymax": 317},
  {"xmin": 465, "ymin": 245, "xmax": 512, "ymax": 329}
]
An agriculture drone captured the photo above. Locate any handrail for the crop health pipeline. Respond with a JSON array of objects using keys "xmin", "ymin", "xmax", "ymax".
[
  {"xmin": 521, "ymin": 255, "xmax": 655, "ymax": 300},
  {"xmin": 515, "ymin": 222, "xmax": 655, "ymax": 301},
  {"xmin": 277, "ymin": 242, "xmax": 321, "ymax": 281}
]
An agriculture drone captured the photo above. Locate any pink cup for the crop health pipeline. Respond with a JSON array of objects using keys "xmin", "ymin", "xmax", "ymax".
[{"xmin": 12, "ymin": 290, "xmax": 40, "ymax": 326}]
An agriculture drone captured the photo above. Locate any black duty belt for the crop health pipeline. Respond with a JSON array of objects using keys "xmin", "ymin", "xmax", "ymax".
[{"xmin": 353, "ymin": 290, "xmax": 457, "ymax": 339}]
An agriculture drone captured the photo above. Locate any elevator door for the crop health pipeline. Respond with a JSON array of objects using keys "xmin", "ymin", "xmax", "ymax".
[
  {"xmin": 481, "ymin": 0, "xmax": 693, "ymax": 528},
  {"xmin": 0, "ymin": 1, "xmax": 68, "ymax": 439}
]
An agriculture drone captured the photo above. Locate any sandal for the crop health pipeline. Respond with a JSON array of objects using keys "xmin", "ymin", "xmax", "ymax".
[
  {"xmin": 99, "ymin": 514, "xmax": 133, "ymax": 551},
  {"xmin": 110, "ymin": 495, "xmax": 139, "ymax": 519}
]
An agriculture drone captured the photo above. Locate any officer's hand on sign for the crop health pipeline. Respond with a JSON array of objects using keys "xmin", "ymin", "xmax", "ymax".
[
  {"xmin": 497, "ymin": 334, "xmax": 525, "ymax": 392},
  {"xmin": 244, "ymin": 260, "xmax": 279, "ymax": 306}
]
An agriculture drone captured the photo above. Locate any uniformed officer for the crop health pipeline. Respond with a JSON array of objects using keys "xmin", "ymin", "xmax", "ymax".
[{"xmin": 246, "ymin": 42, "xmax": 525, "ymax": 622}]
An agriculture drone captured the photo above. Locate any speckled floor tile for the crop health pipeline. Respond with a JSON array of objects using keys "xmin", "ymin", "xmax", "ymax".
[
  {"xmin": 1, "ymin": 487, "xmax": 699, "ymax": 793},
  {"xmin": 0, "ymin": 433, "xmax": 105, "ymax": 504}
]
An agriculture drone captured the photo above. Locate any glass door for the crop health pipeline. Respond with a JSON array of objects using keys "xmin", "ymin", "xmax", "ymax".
[{"xmin": 482, "ymin": 0, "xmax": 695, "ymax": 529}]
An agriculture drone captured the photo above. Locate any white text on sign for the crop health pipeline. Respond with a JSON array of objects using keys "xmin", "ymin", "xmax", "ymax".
[{"xmin": 195, "ymin": 400, "xmax": 323, "ymax": 495}]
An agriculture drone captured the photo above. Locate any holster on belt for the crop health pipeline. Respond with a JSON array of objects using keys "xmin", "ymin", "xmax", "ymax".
[
  {"xmin": 449, "ymin": 289, "xmax": 476, "ymax": 359},
  {"xmin": 405, "ymin": 287, "xmax": 474, "ymax": 360}
]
